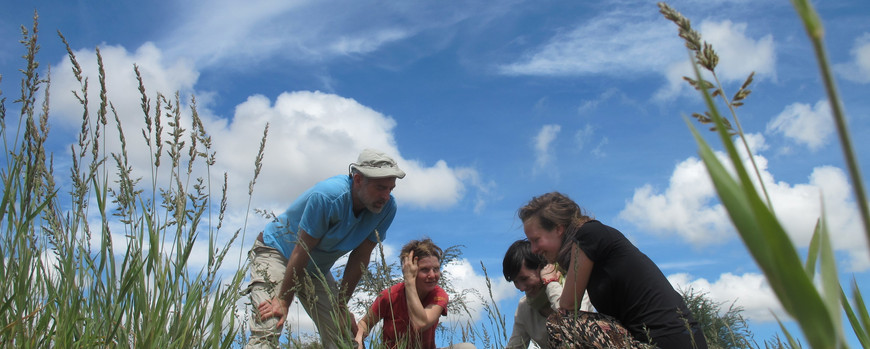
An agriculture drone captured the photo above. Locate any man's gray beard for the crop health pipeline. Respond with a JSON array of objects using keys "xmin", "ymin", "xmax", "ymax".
[{"xmin": 367, "ymin": 204, "xmax": 383, "ymax": 214}]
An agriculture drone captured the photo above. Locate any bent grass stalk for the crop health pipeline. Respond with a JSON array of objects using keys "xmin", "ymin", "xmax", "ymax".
[
  {"xmin": 790, "ymin": 0, "xmax": 870, "ymax": 254},
  {"xmin": 658, "ymin": 2, "xmax": 774, "ymax": 213},
  {"xmin": 660, "ymin": 1, "xmax": 867, "ymax": 348}
]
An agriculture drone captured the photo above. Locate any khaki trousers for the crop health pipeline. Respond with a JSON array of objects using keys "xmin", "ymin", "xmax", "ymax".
[{"xmin": 244, "ymin": 239, "xmax": 354, "ymax": 349}]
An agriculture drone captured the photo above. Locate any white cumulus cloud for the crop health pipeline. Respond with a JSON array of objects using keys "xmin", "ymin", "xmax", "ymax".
[
  {"xmin": 619, "ymin": 134, "xmax": 869, "ymax": 270},
  {"xmin": 441, "ymin": 258, "xmax": 516, "ymax": 325},
  {"xmin": 766, "ymin": 100, "xmax": 833, "ymax": 151},
  {"xmin": 669, "ymin": 272, "xmax": 786, "ymax": 322},
  {"xmin": 226, "ymin": 90, "xmax": 478, "ymax": 211},
  {"xmin": 656, "ymin": 19, "xmax": 775, "ymax": 101},
  {"xmin": 698, "ymin": 20, "xmax": 776, "ymax": 82},
  {"xmin": 835, "ymin": 33, "xmax": 870, "ymax": 84},
  {"xmin": 619, "ymin": 157, "xmax": 731, "ymax": 245},
  {"xmin": 48, "ymin": 43, "xmax": 476, "ymax": 218}
]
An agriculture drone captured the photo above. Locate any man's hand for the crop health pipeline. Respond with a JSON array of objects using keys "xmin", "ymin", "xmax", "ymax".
[
  {"xmin": 257, "ymin": 297, "xmax": 289, "ymax": 328},
  {"xmin": 402, "ymin": 250, "xmax": 418, "ymax": 284}
]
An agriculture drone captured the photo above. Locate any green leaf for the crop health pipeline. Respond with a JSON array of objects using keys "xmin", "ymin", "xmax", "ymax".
[
  {"xmin": 841, "ymin": 284, "xmax": 870, "ymax": 348},
  {"xmin": 804, "ymin": 219, "xmax": 821, "ymax": 278},
  {"xmin": 688, "ymin": 58, "xmax": 842, "ymax": 348},
  {"xmin": 818, "ymin": 207, "xmax": 845, "ymax": 341},
  {"xmin": 853, "ymin": 279, "xmax": 870, "ymax": 344},
  {"xmin": 775, "ymin": 313, "xmax": 803, "ymax": 348}
]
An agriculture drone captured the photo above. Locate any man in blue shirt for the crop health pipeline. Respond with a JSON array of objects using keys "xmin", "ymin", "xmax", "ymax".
[{"xmin": 246, "ymin": 149, "xmax": 406, "ymax": 349}]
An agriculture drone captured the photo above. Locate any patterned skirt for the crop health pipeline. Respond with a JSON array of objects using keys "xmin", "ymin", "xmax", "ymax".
[{"xmin": 546, "ymin": 311, "xmax": 656, "ymax": 349}]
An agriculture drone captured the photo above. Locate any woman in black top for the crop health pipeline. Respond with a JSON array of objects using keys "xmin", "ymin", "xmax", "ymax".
[{"xmin": 519, "ymin": 192, "xmax": 707, "ymax": 349}]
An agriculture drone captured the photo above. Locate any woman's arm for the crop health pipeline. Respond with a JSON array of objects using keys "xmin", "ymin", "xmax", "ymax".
[
  {"xmin": 559, "ymin": 243, "xmax": 593, "ymax": 311},
  {"xmin": 354, "ymin": 306, "xmax": 381, "ymax": 349},
  {"xmin": 403, "ymin": 251, "xmax": 444, "ymax": 331}
]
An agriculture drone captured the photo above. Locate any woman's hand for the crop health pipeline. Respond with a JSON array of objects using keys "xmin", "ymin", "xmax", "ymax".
[
  {"xmin": 402, "ymin": 250, "xmax": 418, "ymax": 284},
  {"xmin": 344, "ymin": 307, "xmax": 359, "ymax": 342}
]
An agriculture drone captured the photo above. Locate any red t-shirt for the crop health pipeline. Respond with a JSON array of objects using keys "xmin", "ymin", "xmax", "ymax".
[{"xmin": 371, "ymin": 282, "xmax": 448, "ymax": 349}]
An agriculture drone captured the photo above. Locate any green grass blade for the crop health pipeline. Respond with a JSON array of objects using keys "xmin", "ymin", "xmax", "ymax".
[
  {"xmin": 841, "ymin": 285, "xmax": 870, "ymax": 348},
  {"xmin": 790, "ymin": 0, "xmax": 823, "ymax": 39},
  {"xmin": 0, "ymin": 161, "xmax": 23, "ymax": 222},
  {"xmin": 773, "ymin": 313, "xmax": 803, "ymax": 349},
  {"xmin": 804, "ymin": 219, "xmax": 821, "ymax": 278},
  {"xmin": 817, "ymin": 207, "xmax": 844, "ymax": 342},
  {"xmin": 791, "ymin": 0, "xmax": 870, "ymax": 253},
  {"xmin": 852, "ymin": 279, "xmax": 870, "ymax": 343},
  {"xmin": 687, "ymin": 58, "xmax": 842, "ymax": 347}
]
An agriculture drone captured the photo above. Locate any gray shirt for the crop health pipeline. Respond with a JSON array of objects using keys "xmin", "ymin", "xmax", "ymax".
[{"xmin": 506, "ymin": 282, "xmax": 594, "ymax": 349}]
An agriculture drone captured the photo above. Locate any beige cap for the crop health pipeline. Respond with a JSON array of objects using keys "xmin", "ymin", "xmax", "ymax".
[{"xmin": 349, "ymin": 148, "xmax": 406, "ymax": 179}]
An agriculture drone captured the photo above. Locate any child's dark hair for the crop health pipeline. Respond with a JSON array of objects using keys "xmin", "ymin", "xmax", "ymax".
[{"xmin": 502, "ymin": 239, "xmax": 546, "ymax": 282}]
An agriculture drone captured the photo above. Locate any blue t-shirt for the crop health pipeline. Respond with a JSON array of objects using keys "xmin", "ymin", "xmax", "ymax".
[{"xmin": 262, "ymin": 175, "xmax": 396, "ymax": 273}]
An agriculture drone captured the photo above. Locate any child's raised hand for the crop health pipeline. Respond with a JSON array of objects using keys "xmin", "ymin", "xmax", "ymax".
[{"xmin": 540, "ymin": 263, "xmax": 561, "ymax": 283}]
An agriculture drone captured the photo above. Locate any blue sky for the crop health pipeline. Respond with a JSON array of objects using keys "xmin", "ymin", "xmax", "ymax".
[{"xmin": 3, "ymin": 0, "xmax": 870, "ymax": 346}]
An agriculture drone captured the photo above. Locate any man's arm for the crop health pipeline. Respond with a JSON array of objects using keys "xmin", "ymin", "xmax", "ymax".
[
  {"xmin": 337, "ymin": 238, "xmax": 378, "ymax": 337},
  {"xmin": 257, "ymin": 229, "xmax": 321, "ymax": 328},
  {"xmin": 340, "ymin": 239, "xmax": 378, "ymax": 302}
]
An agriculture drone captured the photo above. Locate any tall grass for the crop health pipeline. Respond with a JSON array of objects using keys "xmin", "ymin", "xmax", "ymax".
[
  {"xmin": 660, "ymin": 1, "xmax": 869, "ymax": 348},
  {"xmin": 0, "ymin": 13, "xmax": 509, "ymax": 349},
  {"xmin": 6, "ymin": 3, "xmax": 846, "ymax": 348},
  {"xmin": 0, "ymin": 13, "xmax": 265, "ymax": 348}
]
